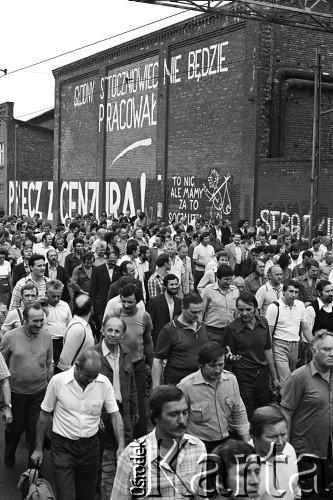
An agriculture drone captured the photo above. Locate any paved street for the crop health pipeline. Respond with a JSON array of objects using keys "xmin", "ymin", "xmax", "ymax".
[{"xmin": 0, "ymin": 421, "xmax": 55, "ymax": 499}]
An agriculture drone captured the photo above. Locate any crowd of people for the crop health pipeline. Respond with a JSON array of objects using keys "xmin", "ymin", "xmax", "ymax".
[{"xmin": 0, "ymin": 210, "xmax": 332, "ymax": 499}]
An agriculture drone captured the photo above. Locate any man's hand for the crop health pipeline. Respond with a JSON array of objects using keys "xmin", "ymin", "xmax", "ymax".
[
  {"xmin": 31, "ymin": 449, "xmax": 44, "ymax": 467},
  {"xmin": 272, "ymin": 378, "xmax": 281, "ymax": 391},
  {"xmin": 2, "ymin": 407, "xmax": 12, "ymax": 424},
  {"xmin": 131, "ymin": 414, "xmax": 139, "ymax": 426},
  {"xmin": 225, "ymin": 346, "xmax": 241, "ymax": 362},
  {"xmin": 116, "ymin": 444, "xmax": 125, "ymax": 460}
]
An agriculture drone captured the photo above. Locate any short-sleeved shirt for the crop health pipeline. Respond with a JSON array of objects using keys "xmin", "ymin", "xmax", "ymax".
[
  {"xmin": 0, "ymin": 325, "xmax": 53, "ymax": 394},
  {"xmin": 192, "ymin": 243, "xmax": 215, "ymax": 271},
  {"xmin": 10, "ymin": 274, "xmax": 51, "ymax": 311},
  {"xmin": 0, "ymin": 351, "xmax": 10, "ymax": 380},
  {"xmin": 281, "ymin": 361, "xmax": 333, "ymax": 459},
  {"xmin": 41, "ymin": 366, "xmax": 118, "ymax": 440},
  {"xmin": 266, "ymin": 298, "xmax": 306, "ymax": 342},
  {"xmin": 110, "ymin": 308, "xmax": 153, "ymax": 362},
  {"xmin": 255, "ymin": 282, "xmax": 283, "ymax": 316},
  {"xmin": 154, "ymin": 317, "xmax": 209, "ymax": 385},
  {"xmin": 223, "ymin": 315, "xmax": 271, "ymax": 369},
  {"xmin": 202, "ymin": 283, "xmax": 239, "ymax": 328}
]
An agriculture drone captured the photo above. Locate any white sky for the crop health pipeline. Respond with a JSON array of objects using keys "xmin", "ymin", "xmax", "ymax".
[{"xmin": 0, "ymin": 0, "xmax": 196, "ymax": 120}]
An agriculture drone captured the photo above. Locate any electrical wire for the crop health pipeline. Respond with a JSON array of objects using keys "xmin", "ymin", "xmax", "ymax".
[{"xmin": 0, "ymin": 10, "xmax": 189, "ymax": 79}]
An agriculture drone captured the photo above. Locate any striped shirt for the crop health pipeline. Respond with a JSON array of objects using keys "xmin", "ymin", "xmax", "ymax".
[{"xmin": 9, "ymin": 274, "xmax": 51, "ymax": 311}]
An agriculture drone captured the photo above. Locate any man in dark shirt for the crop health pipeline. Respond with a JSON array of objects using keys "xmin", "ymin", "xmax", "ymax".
[
  {"xmin": 64, "ymin": 237, "xmax": 85, "ymax": 276},
  {"xmin": 223, "ymin": 292, "xmax": 278, "ymax": 421},
  {"xmin": 152, "ymin": 292, "xmax": 209, "ymax": 386}
]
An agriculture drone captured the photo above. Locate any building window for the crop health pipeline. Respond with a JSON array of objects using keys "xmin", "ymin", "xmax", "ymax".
[{"xmin": 0, "ymin": 143, "xmax": 4, "ymax": 166}]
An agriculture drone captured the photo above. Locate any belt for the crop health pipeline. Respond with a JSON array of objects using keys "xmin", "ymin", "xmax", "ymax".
[{"xmin": 52, "ymin": 431, "xmax": 97, "ymax": 443}]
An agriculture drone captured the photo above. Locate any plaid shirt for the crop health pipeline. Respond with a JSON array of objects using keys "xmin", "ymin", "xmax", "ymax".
[
  {"xmin": 0, "ymin": 352, "xmax": 10, "ymax": 380},
  {"xmin": 9, "ymin": 274, "xmax": 51, "ymax": 311},
  {"xmin": 147, "ymin": 272, "xmax": 164, "ymax": 299},
  {"xmin": 110, "ymin": 429, "xmax": 206, "ymax": 500}
]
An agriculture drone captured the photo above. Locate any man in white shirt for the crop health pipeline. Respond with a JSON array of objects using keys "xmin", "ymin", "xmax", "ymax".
[
  {"xmin": 135, "ymin": 245, "xmax": 149, "ymax": 302},
  {"xmin": 45, "ymin": 279, "xmax": 72, "ymax": 364},
  {"xmin": 266, "ymin": 279, "xmax": 312, "ymax": 388},
  {"xmin": 192, "ymin": 232, "xmax": 215, "ymax": 290},
  {"xmin": 256, "ymin": 265, "xmax": 284, "ymax": 316},
  {"xmin": 31, "ymin": 349, "xmax": 125, "ymax": 500},
  {"xmin": 33, "ymin": 233, "xmax": 55, "ymax": 258}
]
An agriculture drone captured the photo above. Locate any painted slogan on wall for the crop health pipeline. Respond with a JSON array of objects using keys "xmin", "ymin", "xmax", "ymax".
[{"xmin": 66, "ymin": 40, "xmax": 230, "ymax": 220}]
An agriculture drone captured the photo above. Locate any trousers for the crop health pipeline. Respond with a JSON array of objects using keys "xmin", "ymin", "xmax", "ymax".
[{"xmin": 51, "ymin": 431, "xmax": 100, "ymax": 500}]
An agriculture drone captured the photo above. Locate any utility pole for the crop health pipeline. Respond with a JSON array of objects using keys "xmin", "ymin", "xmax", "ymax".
[{"xmin": 309, "ymin": 48, "xmax": 322, "ymax": 244}]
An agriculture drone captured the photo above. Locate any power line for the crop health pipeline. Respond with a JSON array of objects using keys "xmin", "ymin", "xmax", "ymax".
[{"xmin": 0, "ymin": 11, "xmax": 189, "ymax": 79}]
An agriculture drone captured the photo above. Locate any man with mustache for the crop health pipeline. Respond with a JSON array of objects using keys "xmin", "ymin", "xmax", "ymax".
[{"xmin": 111, "ymin": 385, "xmax": 206, "ymax": 500}]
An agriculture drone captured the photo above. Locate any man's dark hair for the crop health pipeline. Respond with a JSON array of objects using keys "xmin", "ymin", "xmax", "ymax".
[
  {"xmin": 139, "ymin": 245, "xmax": 149, "ymax": 256},
  {"xmin": 120, "ymin": 283, "xmax": 141, "ymax": 303},
  {"xmin": 156, "ymin": 253, "xmax": 170, "ymax": 268},
  {"xmin": 305, "ymin": 258, "xmax": 319, "ymax": 271},
  {"xmin": 119, "ymin": 260, "xmax": 132, "ymax": 276},
  {"xmin": 82, "ymin": 251, "xmax": 95, "ymax": 263},
  {"xmin": 251, "ymin": 406, "xmax": 286, "ymax": 439},
  {"xmin": 73, "ymin": 294, "xmax": 92, "ymax": 316},
  {"xmin": 0, "ymin": 247, "xmax": 8, "ymax": 257},
  {"xmin": 251, "ymin": 258, "xmax": 265, "ymax": 274},
  {"xmin": 312, "ymin": 238, "xmax": 321, "ymax": 246},
  {"xmin": 69, "ymin": 222, "xmax": 79, "ymax": 231},
  {"xmin": 163, "ymin": 273, "xmax": 179, "ymax": 287},
  {"xmin": 290, "ymin": 243, "xmax": 300, "ymax": 252},
  {"xmin": 23, "ymin": 302, "xmax": 44, "ymax": 321},
  {"xmin": 236, "ymin": 292, "xmax": 258, "ymax": 309},
  {"xmin": 41, "ymin": 232, "xmax": 51, "ymax": 242},
  {"xmin": 150, "ymin": 386, "xmax": 185, "ymax": 425},
  {"xmin": 29, "ymin": 254, "xmax": 45, "ymax": 268},
  {"xmin": 216, "ymin": 264, "xmax": 234, "ymax": 279},
  {"xmin": 21, "ymin": 283, "xmax": 38, "ymax": 296},
  {"xmin": 302, "ymin": 250, "xmax": 314, "ymax": 260},
  {"xmin": 182, "ymin": 292, "xmax": 202, "ymax": 309},
  {"xmin": 73, "ymin": 237, "xmax": 85, "ymax": 248},
  {"xmin": 264, "ymin": 245, "xmax": 275, "ymax": 255},
  {"xmin": 197, "ymin": 342, "xmax": 225, "ymax": 365},
  {"xmin": 317, "ymin": 280, "xmax": 332, "ymax": 295},
  {"xmin": 199, "ymin": 232, "xmax": 210, "ymax": 242},
  {"xmin": 283, "ymin": 279, "xmax": 300, "ymax": 292},
  {"xmin": 210, "ymin": 439, "xmax": 258, "ymax": 485},
  {"xmin": 126, "ymin": 240, "xmax": 139, "ymax": 256}
]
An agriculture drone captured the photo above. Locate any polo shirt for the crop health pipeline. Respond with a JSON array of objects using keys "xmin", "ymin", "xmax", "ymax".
[
  {"xmin": 41, "ymin": 366, "xmax": 119, "ymax": 440},
  {"xmin": 178, "ymin": 369, "xmax": 249, "ymax": 441},
  {"xmin": 223, "ymin": 315, "xmax": 271, "ymax": 369},
  {"xmin": 202, "ymin": 283, "xmax": 239, "ymax": 328},
  {"xmin": 255, "ymin": 282, "xmax": 283, "ymax": 317},
  {"xmin": 192, "ymin": 243, "xmax": 215, "ymax": 271},
  {"xmin": 110, "ymin": 307, "xmax": 153, "ymax": 363},
  {"xmin": 0, "ymin": 325, "xmax": 53, "ymax": 394},
  {"xmin": 266, "ymin": 298, "xmax": 306, "ymax": 342},
  {"xmin": 281, "ymin": 361, "xmax": 333, "ymax": 459},
  {"xmin": 154, "ymin": 317, "xmax": 209, "ymax": 385}
]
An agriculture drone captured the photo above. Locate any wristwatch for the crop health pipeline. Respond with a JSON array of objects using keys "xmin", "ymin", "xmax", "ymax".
[{"xmin": 4, "ymin": 404, "xmax": 12, "ymax": 409}]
